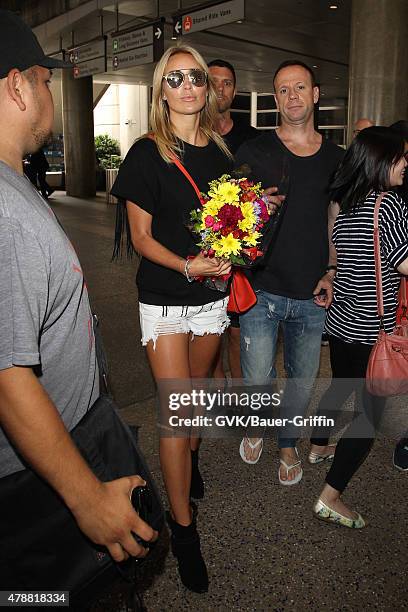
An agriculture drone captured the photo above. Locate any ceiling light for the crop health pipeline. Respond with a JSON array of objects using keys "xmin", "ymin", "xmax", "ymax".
[
  {"xmin": 329, "ymin": 4, "xmax": 338, "ymax": 8},
  {"xmin": 236, "ymin": 20, "xmax": 243, "ymax": 23},
  {"xmin": 171, "ymin": 35, "xmax": 177, "ymax": 40},
  {"xmin": 313, "ymin": 65, "xmax": 318, "ymax": 68}
]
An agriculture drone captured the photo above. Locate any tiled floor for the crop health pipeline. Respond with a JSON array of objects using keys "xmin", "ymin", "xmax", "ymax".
[{"xmin": 51, "ymin": 192, "xmax": 407, "ymax": 612}]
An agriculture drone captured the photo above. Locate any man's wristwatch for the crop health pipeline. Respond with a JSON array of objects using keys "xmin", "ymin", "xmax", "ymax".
[{"xmin": 326, "ymin": 265, "xmax": 337, "ymax": 274}]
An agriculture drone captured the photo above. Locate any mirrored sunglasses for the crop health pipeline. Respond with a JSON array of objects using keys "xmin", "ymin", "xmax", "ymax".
[{"xmin": 162, "ymin": 69, "xmax": 208, "ymax": 89}]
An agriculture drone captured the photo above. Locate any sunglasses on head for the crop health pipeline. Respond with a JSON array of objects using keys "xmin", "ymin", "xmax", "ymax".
[{"xmin": 162, "ymin": 69, "xmax": 208, "ymax": 89}]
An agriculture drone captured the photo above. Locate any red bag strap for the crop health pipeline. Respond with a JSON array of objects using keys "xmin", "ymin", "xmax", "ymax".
[
  {"xmin": 147, "ymin": 133, "xmax": 202, "ymax": 202},
  {"xmin": 171, "ymin": 156, "xmax": 202, "ymax": 201},
  {"xmin": 373, "ymin": 192, "xmax": 386, "ymax": 319}
]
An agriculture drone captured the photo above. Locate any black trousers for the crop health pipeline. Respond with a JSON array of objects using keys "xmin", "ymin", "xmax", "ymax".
[
  {"xmin": 37, "ymin": 169, "xmax": 51, "ymax": 198},
  {"xmin": 310, "ymin": 336, "xmax": 385, "ymax": 493}
]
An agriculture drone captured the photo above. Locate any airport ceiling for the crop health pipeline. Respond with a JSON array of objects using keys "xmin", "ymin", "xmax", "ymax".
[{"xmin": 12, "ymin": 0, "xmax": 351, "ymax": 99}]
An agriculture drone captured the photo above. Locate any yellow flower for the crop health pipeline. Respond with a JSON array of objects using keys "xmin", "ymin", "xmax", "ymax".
[
  {"xmin": 238, "ymin": 215, "xmax": 256, "ymax": 232},
  {"xmin": 202, "ymin": 199, "xmax": 222, "ymax": 217},
  {"xmin": 213, "ymin": 181, "xmax": 240, "ymax": 204},
  {"xmin": 214, "ymin": 233, "xmax": 241, "ymax": 257},
  {"xmin": 243, "ymin": 231, "xmax": 261, "ymax": 247},
  {"xmin": 238, "ymin": 201, "xmax": 256, "ymax": 231}
]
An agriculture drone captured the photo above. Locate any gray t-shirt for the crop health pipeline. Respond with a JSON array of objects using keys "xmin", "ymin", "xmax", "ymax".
[{"xmin": 0, "ymin": 161, "xmax": 99, "ymax": 477}]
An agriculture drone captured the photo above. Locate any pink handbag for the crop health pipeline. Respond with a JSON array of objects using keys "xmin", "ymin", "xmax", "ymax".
[{"xmin": 366, "ymin": 192, "xmax": 408, "ymax": 396}]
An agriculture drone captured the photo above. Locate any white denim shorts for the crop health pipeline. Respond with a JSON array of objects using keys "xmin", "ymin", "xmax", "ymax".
[{"xmin": 139, "ymin": 297, "xmax": 230, "ymax": 349}]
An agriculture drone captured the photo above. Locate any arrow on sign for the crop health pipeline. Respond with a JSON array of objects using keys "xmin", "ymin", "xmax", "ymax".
[
  {"xmin": 175, "ymin": 20, "xmax": 181, "ymax": 34},
  {"xmin": 155, "ymin": 26, "xmax": 162, "ymax": 39}
]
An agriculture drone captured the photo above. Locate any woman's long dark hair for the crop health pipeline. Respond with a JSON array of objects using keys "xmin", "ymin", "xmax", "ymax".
[{"xmin": 330, "ymin": 126, "xmax": 405, "ymax": 213}]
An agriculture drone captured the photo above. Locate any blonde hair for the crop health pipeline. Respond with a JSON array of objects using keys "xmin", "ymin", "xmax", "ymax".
[{"xmin": 149, "ymin": 44, "xmax": 232, "ymax": 163}]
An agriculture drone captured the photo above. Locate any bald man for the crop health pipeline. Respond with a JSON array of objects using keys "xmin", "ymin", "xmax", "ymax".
[{"xmin": 353, "ymin": 117, "xmax": 374, "ymax": 138}]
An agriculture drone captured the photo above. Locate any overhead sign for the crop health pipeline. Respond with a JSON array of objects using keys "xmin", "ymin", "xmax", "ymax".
[
  {"xmin": 68, "ymin": 37, "xmax": 107, "ymax": 79},
  {"xmin": 111, "ymin": 19, "xmax": 164, "ymax": 71},
  {"xmin": 173, "ymin": 0, "xmax": 245, "ymax": 36}
]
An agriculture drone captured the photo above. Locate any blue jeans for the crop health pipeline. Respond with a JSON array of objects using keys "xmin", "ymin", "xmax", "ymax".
[{"xmin": 240, "ymin": 290, "xmax": 326, "ymax": 448}]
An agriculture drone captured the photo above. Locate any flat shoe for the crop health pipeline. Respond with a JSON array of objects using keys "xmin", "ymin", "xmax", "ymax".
[
  {"xmin": 313, "ymin": 498, "xmax": 366, "ymax": 529},
  {"xmin": 239, "ymin": 436, "xmax": 263, "ymax": 464},
  {"xmin": 278, "ymin": 448, "xmax": 303, "ymax": 486},
  {"xmin": 308, "ymin": 446, "xmax": 336, "ymax": 465}
]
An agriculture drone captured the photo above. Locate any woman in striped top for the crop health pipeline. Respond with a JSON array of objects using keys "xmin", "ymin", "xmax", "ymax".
[{"xmin": 310, "ymin": 126, "xmax": 408, "ymax": 529}]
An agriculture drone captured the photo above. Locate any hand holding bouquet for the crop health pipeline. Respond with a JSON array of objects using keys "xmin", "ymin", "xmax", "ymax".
[{"xmin": 189, "ymin": 174, "xmax": 272, "ymax": 290}]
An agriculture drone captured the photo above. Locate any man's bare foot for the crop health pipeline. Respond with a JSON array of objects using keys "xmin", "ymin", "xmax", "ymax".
[
  {"xmin": 279, "ymin": 447, "xmax": 302, "ymax": 483},
  {"xmin": 240, "ymin": 436, "xmax": 263, "ymax": 463}
]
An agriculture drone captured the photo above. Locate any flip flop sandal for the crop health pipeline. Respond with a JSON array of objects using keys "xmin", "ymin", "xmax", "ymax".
[
  {"xmin": 308, "ymin": 445, "xmax": 337, "ymax": 465},
  {"xmin": 239, "ymin": 436, "xmax": 263, "ymax": 464},
  {"xmin": 278, "ymin": 448, "xmax": 303, "ymax": 485}
]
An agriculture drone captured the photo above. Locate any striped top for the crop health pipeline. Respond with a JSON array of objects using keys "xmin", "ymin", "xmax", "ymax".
[{"xmin": 325, "ymin": 191, "xmax": 408, "ymax": 344}]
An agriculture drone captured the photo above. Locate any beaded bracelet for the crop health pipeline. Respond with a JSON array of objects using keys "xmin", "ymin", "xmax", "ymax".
[{"xmin": 184, "ymin": 259, "xmax": 194, "ymax": 283}]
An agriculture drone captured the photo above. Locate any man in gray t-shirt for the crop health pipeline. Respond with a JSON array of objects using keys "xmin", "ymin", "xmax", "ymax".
[
  {"xmin": 0, "ymin": 160, "xmax": 99, "ymax": 477},
  {"xmin": 0, "ymin": 9, "xmax": 156, "ymax": 565}
]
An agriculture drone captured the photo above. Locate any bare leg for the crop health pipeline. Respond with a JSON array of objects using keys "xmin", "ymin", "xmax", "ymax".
[
  {"xmin": 212, "ymin": 340, "xmax": 226, "ymax": 379},
  {"xmin": 189, "ymin": 333, "xmax": 222, "ymax": 452},
  {"xmin": 147, "ymin": 334, "xmax": 192, "ymax": 525},
  {"xmin": 147, "ymin": 332, "xmax": 221, "ymax": 522},
  {"xmin": 228, "ymin": 326, "xmax": 242, "ymax": 379}
]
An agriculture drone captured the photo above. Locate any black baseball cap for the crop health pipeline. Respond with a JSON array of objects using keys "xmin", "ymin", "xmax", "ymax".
[{"xmin": 0, "ymin": 9, "xmax": 71, "ymax": 79}]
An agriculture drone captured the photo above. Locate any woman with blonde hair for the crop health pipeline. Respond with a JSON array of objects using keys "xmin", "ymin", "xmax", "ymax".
[{"xmin": 112, "ymin": 45, "xmax": 232, "ymax": 592}]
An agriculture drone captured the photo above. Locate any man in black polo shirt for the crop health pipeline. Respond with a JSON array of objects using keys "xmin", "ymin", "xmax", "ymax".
[
  {"xmin": 208, "ymin": 59, "xmax": 258, "ymax": 380},
  {"xmin": 236, "ymin": 61, "xmax": 343, "ymax": 483}
]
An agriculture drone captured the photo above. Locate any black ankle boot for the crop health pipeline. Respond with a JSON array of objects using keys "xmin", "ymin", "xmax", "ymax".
[
  {"xmin": 166, "ymin": 503, "xmax": 208, "ymax": 593},
  {"xmin": 190, "ymin": 449, "xmax": 204, "ymax": 499}
]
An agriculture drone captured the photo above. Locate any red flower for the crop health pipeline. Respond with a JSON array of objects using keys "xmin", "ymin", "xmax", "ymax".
[
  {"xmin": 218, "ymin": 204, "xmax": 243, "ymax": 228},
  {"xmin": 241, "ymin": 192, "xmax": 256, "ymax": 202},
  {"xmin": 239, "ymin": 179, "xmax": 252, "ymax": 190}
]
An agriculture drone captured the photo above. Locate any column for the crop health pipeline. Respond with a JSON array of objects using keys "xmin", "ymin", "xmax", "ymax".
[
  {"xmin": 347, "ymin": 0, "xmax": 408, "ymax": 142},
  {"xmin": 61, "ymin": 70, "xmax": 96, "ymax": 197}
]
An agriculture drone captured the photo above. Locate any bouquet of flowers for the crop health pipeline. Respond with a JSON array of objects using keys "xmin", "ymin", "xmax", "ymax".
[{"xmin": 189, "ymin": 173, "xmax": 271, "ymax": 290}]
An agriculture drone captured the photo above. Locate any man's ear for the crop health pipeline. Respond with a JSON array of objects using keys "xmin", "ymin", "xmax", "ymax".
[
  {"xmin": 313, "ymin": 85, "xmax": 320, "ymax": 105},
  {"xmin": 6, "ymin": 69, "xmax": 27, "ymax": 111}
]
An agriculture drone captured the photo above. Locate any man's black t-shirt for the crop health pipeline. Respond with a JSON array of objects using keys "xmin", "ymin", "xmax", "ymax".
[
  {"xmin": 223, "ymin": 118, "xmax": 258, "ymax": 154},
  {"xmin": 111, "ymin": 137, "xmax": 232, "ymax": 306},
  {"xmin": 235, "ymin": 130, "xmax": 344, "ymax": 299}
]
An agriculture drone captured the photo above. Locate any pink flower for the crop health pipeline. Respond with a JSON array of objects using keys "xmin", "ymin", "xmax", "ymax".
[
  {"xmin": 205, "ymin": 215, "xmax": 215, "ymax": 227},
  {"xmin": 213, "ymin": 221, "xmax": 222, "ymax": 231},
  {"xmin": 258, "ymin": 199, "xmax": 270, "ymax": 222}
]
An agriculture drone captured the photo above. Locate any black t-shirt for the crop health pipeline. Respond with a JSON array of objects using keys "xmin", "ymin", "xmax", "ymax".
[
  {"xmin": 223, "ymin": 118, "xmax": 258, "ymax": 154},
  {"xmin": 111, "ymin": 137, "xmax": 232, "ymax": 306},
  {"xmin": 235, "ymin": 130, "xmax": 344, "ymax": 299}
]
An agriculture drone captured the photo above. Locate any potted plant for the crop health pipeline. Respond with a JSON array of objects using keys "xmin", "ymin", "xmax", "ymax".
[{"xmin": 94, "ymin": 135, "xmax": 122, "ymax": 197}]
